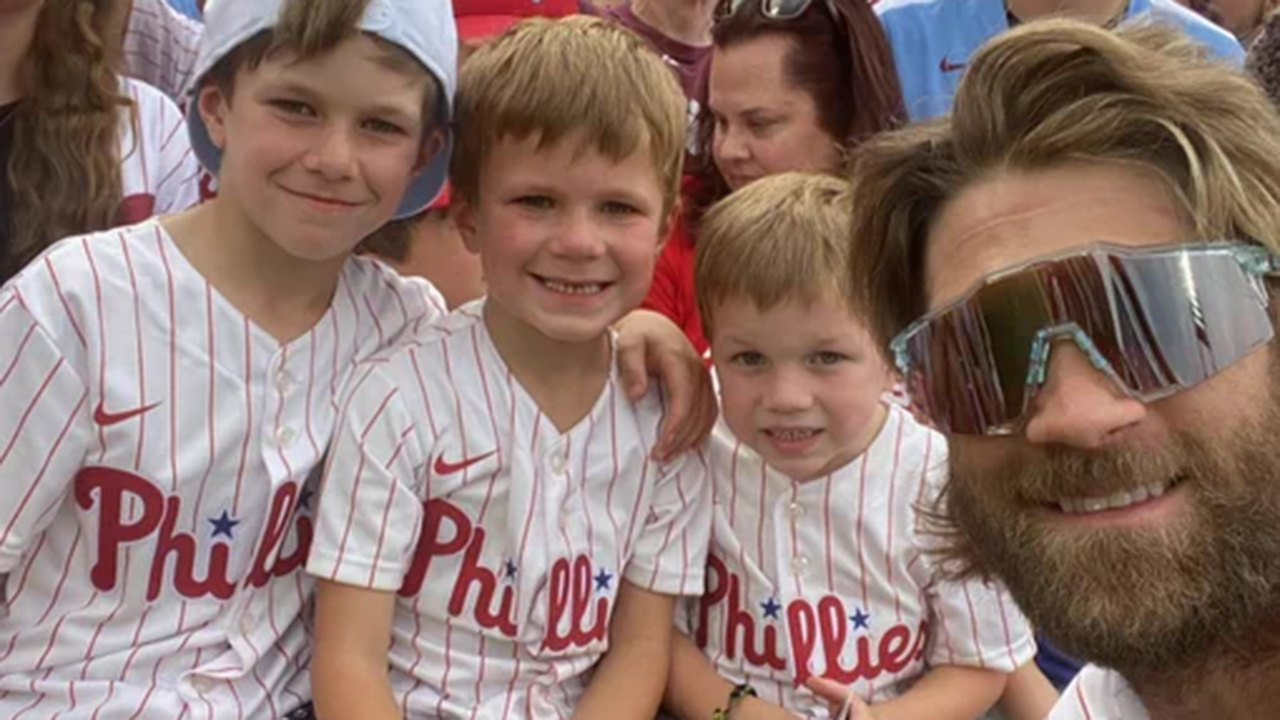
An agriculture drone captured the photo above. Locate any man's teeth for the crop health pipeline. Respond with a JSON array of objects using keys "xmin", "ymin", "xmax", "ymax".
[
  {"xmin": 769, "ymin": 428, "xmax": 819, "ymax": 441},
  {"xmin": 542, "ymin": 279, "xmax": 603, "ymax": 295},
  {"xmin": 1056, "ymin": 479, "xmax": 1177, "ymax": 514}
]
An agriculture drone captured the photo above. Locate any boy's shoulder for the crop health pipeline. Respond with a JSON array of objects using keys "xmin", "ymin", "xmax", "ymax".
[
  {"xmin": 336, "ymin": 253, "xmax": 450, "ymax": 337},
  {"xmin": 354, "ymin": 297, "xmax": 487, "ymax": 377}
]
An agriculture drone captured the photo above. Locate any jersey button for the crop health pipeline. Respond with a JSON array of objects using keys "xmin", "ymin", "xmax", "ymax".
[
  {"xmin": 274, "ymin": 369, "xmax": 295, "ymax": 393},
  {"xmin": 790, "ymin": 555, "xmax": 810, "ymax": 575},
  {"xmin": 275, "ymin": 427, "xmax": 298, "ymax": 449},
  {"xmin": 788, "ymin": 501, "xmax": 806, "ymax": 517},
  {"xmin": 190, "ymin": 676, "xmax": 215, "ymax": 695},
  {"xmin": 240, "ymin": 613, "xmax": 257, "ymax": 635},
  {"xmin": 549, "ymin": 451, "xmax": 568, "ymax": 476}
]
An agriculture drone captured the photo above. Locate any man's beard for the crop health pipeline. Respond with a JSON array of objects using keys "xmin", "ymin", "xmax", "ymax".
[{"xmin": 947, "ymin": 374, "xmax": 1280, "ymax": 676}]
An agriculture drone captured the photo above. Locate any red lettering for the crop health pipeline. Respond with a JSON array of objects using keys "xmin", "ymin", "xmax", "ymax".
[
  {"xmin": 75, "ymin": 467, "xmax": 164, "ymax": 592},
  {"xmin": 788, "ymin": 600, "xmax": 818, "ymax": 685},
  {"xmin": 400, "ymin": 499, "xmax": 469, "ymax": 597},
  {"xmin": 151, "ymin": 496, "xmax": 234, "ymax": 601},
  {"xmin": 400, "ymin": 499, "xmax": 517, "ymax": 637},
  {"xmin": 696, "ymin": 555, "xmax": 730, "ymax": 648},
  {"xmin": 788, "ymin": 594, "xmax": 929, "ymax": 687},
  {"xmin": 542, "ymin": 557, "xmax": 610, "ymax": 652}
]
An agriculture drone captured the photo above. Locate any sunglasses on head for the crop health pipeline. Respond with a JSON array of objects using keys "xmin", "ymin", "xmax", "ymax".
[
  {"xmin": 892, "ymin": 241, "xmax": 1280, "ymax": 436},
  {"xmin": 717, "ymin": 0, "xmax": 840, "ymax": 23}
]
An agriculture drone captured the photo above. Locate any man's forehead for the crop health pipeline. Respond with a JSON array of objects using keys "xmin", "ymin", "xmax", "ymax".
[{"xmin": 923, "ymin": 163, "xmax": 1191, "ymax": 307}]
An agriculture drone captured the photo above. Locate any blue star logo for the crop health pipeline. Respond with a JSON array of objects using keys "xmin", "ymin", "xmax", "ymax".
[
  {"xmin": 594, "ymin": 568, "xmax": 613, "ymax": 592},
  {"xmin": 297, "ymin": 487, "xmax": 315, "ymax": 512},
  {"xmin": 761, "ymin": 597, "xmax": 782, "ymax": 620},
  {"xmin": 504, "ymin": 559, "xmax": 518, "ymax": 581},
  {"xmin": 208, "ymin": 510, "xmax": 240, "ymax": 540},
  {"xmin": 850, "ymin": 608, "xmax": 871, "ymax": 631}
]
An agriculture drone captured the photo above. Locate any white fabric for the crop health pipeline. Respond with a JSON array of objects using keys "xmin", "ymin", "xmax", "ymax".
[
  {"xmin": 124, "ymin": 0, "xmax": 202, "ymax": 105},
  {"xmin": 309, "ymin": 299, "xmax": 713, "ymax": 719},
  {"xmin": 1049, "ymin": 665, "xmax": 1148, "ymax": 720},
  {"xmin": 0, "ymin": 218, "xmax": 446, "ymax": 719},
  {"xmin": 687, "ymin": 405, "xmax": 1037, "ymax": 716}
]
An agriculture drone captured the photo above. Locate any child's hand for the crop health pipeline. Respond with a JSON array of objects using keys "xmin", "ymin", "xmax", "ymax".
[{"xmin": 804, "ymin": 677, "xmax": 876, "ymax": 720}]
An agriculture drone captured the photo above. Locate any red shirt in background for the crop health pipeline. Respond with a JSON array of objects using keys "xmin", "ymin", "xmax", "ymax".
[{"xmin": 643, "ymin": 178, "xmax": 709, "ymax": 359}]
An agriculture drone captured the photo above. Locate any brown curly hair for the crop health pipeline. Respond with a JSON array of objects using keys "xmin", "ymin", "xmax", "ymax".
[{"xmin": 5, "ymin": 0, "xmax": 135, "ymax": 279}]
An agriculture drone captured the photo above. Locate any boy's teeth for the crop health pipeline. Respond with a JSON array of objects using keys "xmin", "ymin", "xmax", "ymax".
[
  {"xmin": 1056, "ymin": 478, "xmax": 1178, "ymax": 515},
  {"xmin": 542, "ymin": 279, "xmax": 603, "ymax": 295},
  {"xmin": 771, "ymin": 428, "xmax": 818, "ymax": 441}
]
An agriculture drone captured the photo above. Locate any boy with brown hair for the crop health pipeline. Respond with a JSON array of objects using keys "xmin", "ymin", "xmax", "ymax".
[
  {"xmin": 665, "ymin": 172, "xmax": 1046, "ymax": 720},
  {"xmin": 308, "ymin": 15, "xmax": 711, "ymax": 720},
  {"xmin": 0, "ymin": 0, "xmax": 456, "ymax": 717}
]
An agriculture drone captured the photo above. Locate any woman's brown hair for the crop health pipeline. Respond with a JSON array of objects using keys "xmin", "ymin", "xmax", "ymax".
[
  {"xmin": 5, "ymin": 0, "xmax": 135, "ymax": 278},
  {"xmin": 690, "ymin": 0, "xmax": 905, "ymax": 215}
]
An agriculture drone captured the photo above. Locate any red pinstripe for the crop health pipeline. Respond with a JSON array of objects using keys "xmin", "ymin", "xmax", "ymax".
[
  {"xmin": 0, "ymin": 323, "xmax": 38, "ymax": 385},
  {"xmin": 119, "ymin": 238, "xmax": 150, "ymax": 472},
  {"xmin": 159, "ymin": 231, "xmax": 179, "ymax": 495},
  {"xmin": 855, "ymin": 453, "xmax": 870, "ymax": 609},
  {"xmin": 0, "ymin": 362, "xmax": 78, "ymax": 535},
  {"xmin": 469, "ymin": 326, "xmax": 502, "ymax": 522},
  {"xmin": 45, "ymin": 255, "xmax": 87, "ymax": 348},
  {"xmin": 231, "ymin": 317, "xmax": 254, "ymax": 512},
  {"xmin": 823, "ymin": 472, "xmax": 834, "ymax": 592},
  {"xmin": 367, "ymin": 425, "xmax": 418, "ymax": 584},
  {"xmin": 886, "ymin": 412, "xmax": 905, "ymax": 622},
  {"xmin": 1075, "ymin": 681, "xmax": 1094, "ymax": 720},
  {"xmin": 188, "ymin": 282, "xmax": 217, "ymax": 528},
  {"xmin": 329, "ymin": 382, "xmax": 399, "ymax": 578},
  {"xmin": 960, "ymin": 582, "xmax": 987, "ymax": 668}
]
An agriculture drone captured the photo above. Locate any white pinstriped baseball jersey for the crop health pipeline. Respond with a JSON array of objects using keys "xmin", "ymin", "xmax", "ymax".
[
  {"xmin": 124, "ymin": 0, "xmax": 202, "ymax": 105},
  {"xmin": 118, "ymin": 77, "xmax": 203, "ymax": 226},
  {"xmin": 0, "ymin": 218, "xmax": 447, "ymax": 720},
  {"xmin": 686, "ymin": 404, "xmax": 1036, "ymax": 715},
  {"xmin": 1049, "ymin": 665, "xmax": 1145, "ymax": 720},
  {"xmin": 308, "ymin": 299, "xmax": 713, "ymax": 720}
]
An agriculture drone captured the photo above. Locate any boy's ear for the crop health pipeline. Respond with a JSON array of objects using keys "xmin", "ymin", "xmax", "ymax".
[
  {"xmin": 198, "ymin": 84, "xmax": 232, "ymax": 152},
  {"xmin": 451, "ymin": 198, "xmax": 481, "ymax": 255},
  {"xmin": 416, "ymin": 129, "xmax": 447, "ymax": 175}
]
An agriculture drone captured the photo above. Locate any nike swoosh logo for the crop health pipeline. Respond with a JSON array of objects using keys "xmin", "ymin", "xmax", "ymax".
[
  {"xmin": 93, "ymin": 400, "xmax": 162, "ymax": 427},
  {"xmin": 434, "ymin": 450, "xmax": 497, "ymax": 476},
  {"xmin": 939, "ymin": 57, "xmax": 967, "ymax": 73}
]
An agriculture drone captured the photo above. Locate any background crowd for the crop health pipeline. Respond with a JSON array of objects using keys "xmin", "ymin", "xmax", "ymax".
[{"xmin": 2, "ymin": 0, "xmax": 1280, "ymax": 718}]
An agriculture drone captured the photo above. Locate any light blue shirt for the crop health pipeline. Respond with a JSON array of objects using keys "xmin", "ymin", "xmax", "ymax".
[
  {"xmin": 166, "ymin": 0, "xmax": 201, "ymax": 20},
  {"xmin": 877, "ymin": 0, "xmax": 1245, "ymax": 121}
]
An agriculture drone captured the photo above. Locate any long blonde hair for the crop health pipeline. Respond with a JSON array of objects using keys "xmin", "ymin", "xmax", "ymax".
[{"xmin": 6, "ymin": 0, "xmax": 134, "ymax": 277}]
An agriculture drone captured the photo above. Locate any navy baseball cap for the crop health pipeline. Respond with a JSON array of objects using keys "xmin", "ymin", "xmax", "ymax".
[{"xmin": 187, "ymin": 0, "xmax": 458, "ymax": 219}]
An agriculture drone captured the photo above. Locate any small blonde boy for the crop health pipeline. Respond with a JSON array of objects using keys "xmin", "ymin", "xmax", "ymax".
[
  {"xmin": 664, "ymin": 173, "xmax": 1041, "ymax": 720},
  {"xmin": 309, "ymin": 16, "xmax": 712, "ymax": 720}
]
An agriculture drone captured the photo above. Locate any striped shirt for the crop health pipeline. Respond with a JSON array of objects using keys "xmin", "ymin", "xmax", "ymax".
[
  {"xmin": 0, "ymin": 218, "xmax": 446, "ymax": 719},
  {"xmin": 686, "ymin": 405, "xmax": 1037, "ymax": 714},
  {"xmin": 309, "ymin": 299, "xmax": 713, "ymax": 719}
]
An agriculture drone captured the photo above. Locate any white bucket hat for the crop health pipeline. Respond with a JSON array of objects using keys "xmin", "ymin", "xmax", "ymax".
[{"xmin": 186, "ymin": 0, "xmax": 458, "ymax": 219}]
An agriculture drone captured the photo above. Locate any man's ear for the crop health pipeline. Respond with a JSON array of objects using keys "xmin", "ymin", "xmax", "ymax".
[{"xmin": 198, "ymin": 83, "xmax": 233, "ymax": 152}]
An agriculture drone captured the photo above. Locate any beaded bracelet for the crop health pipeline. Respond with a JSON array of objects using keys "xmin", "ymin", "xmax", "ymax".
[{"xmin": 711, "ymin": 683, "xmax": 757, "ymax": 720}]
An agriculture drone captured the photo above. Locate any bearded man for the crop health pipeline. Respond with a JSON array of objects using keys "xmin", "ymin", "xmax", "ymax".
[{"xmin": 845, "ymin": 18, "xmax": 1280, "ymax": 720}]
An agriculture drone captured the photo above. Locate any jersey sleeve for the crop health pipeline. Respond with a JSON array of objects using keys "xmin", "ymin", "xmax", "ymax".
[
  {"xmin": 0, "ymin": 285, "xmax": 93, "ymax": 574},
  {"xmin": 623, "ymin": 443, "xmax": 712, "ymax": 598},
  {"xmin": 307, "ymin": 356, "xmax": 433, "ymax": 592},
  {"xmin": 914, "ymin": 457, "xmax": 1037, "ymax": 672}
]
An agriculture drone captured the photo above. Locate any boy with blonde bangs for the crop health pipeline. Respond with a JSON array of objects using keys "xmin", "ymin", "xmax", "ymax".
[
  {"xmin": 0, "ymin": 0, "xmax": 456, "ymax": 718},
  {"xmin": 308, "ymin": 15, "xmax": 711, "ymax": 720},
  {"xmin": 664, "ymin": 172, "xmax": 1042, "ymax": 720}
]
